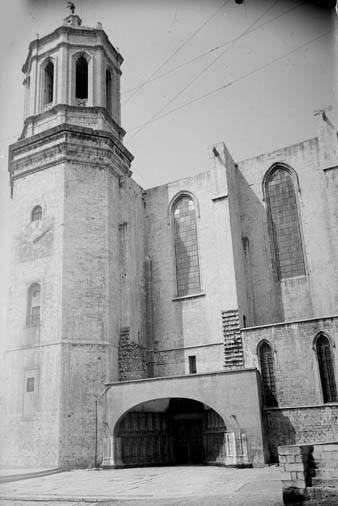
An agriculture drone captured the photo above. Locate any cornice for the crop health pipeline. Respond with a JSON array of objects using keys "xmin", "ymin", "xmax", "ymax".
[
  {"xmin": 22, "ymin": 25, "xmax": 122, "ymax": 73},
  {"xmin": 23, "ymin": 40, "xmax": 122, "ymax": 76},
  {"xmin": 19, "ymin": 104, "xmax": 128, "ymax": 151},
  {"xmin": 8, "ymin": 123, "xmax": 134, "ymax": 196}
]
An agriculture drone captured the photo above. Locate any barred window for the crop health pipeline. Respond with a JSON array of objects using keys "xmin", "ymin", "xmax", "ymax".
[
  {"xmin": 259, "ymin": 342, "xmax": 277, "ymax": 407},
  {"xmin": 316, "ymin": 334, "xmax": 337, "ymax": 403},
  {"xmin": 31, "ymin": 205, "xmax": 42, "ymax": 222},
  {"xmin": 76, "ymin": 55, "xmax": 88, "ymax": 99},
  {"xmin": 27, "ymin": 283, "xmax": 41, "ymax": 327},
  {"xmin": 173, "ymin": 196, "xmax": 201, "ymax": 296},
  {"xmin": 265, "ymin": 166, "xmax": 305, "ymax": 279}
]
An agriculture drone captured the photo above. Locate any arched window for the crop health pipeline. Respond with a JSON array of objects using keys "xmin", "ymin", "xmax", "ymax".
[
  {"xmin": 265, "ymin": 165, "xmax": 305, "ymax": 279},
  {"xmin": 27, "ymin": 283, "xmax": 41, "ymax": 327},
  {"xmin": 173, "ymin": 195, "xmax": 201, "ymax": 296},
  {"xmin": 43, "ymin": 61, "xmax": 54, "ymax": 105},
  {"xmin": 316, "ymin": 334, "xmax": 337, "ymax": 403},
  {"xmin": 259, "ymin": 341, "xmax": 277, "ymax": 407},
  {"xmin": 106, "ymin": 69, "xmax": 112, "ymax": 114},
  {"xmin": 75, "ymin": 55, "xmax": 88, "ymax": 100},
  {"xmin": 31, "ymin": 205, "xmax": 42, "ymax": 222}
]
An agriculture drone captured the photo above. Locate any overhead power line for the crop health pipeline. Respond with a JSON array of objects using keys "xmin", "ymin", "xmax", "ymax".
[
  {"xmin": 129, "ymin": 0, "xmax": 281, "ymax": 139},
  {"xmin": 123, "ymin": 0, "xmax": 232, "ymax": 105},
  {"xmin": 123, "ymin": 1, "xmax": 305, "ymax": 95},
  {"xmin": 127, "ymin": 30, "xmax": 330, "ymax": 134}
]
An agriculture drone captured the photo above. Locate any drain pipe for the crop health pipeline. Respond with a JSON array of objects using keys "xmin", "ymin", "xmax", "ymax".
[{"xmin": 94, "ymin": 385, "xmax": 112, "ymax": 469}]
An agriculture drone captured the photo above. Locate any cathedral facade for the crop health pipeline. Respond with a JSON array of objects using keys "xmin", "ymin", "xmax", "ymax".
[{"xmin": 1, "ymin": 13, "xmax": 338, "ymax": 470}]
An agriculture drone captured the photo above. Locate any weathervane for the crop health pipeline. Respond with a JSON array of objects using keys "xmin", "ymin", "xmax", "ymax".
[{"xmin": 67, "ymin": 2, "xmax": 75, "ymax": 15}]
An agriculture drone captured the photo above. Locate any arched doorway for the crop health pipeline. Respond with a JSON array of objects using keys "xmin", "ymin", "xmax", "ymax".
[{"xmin": 114, "ymin": 398, "xmax": 227, "ymax": 467}]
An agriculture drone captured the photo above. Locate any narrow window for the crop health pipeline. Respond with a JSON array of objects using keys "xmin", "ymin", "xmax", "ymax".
[
  {"xmin": 26, "ymin": 377, "xmax": 35, "ymax": 392},
  {"xmin": 76, "ymin": 56, "xmax": 88, "ymax": 100},
  {"xmin": 259, "ymin": 342, "xmax": 277, "ymax": 407},
  {"xmin": 31, "ymin": 205, "xmax": 42, "ymax": 222},
  {"xmin": 27, "ymin": 283, "xmax": 41, "ymax": 327},
  {"xmin": 316, "ymin": 334, "xmax": 337, "ymax": 403},
  {"xmin": 23, "ymin": 370, "xmax": 38, "ymax": 418},
  {"xmin": 106, "ymin": 69, "xmax": 112, "ymax": 114},
  {"xmin": 43, "ymin": 61, "xmax": 54, "ymax": 105},
  {"xmin": 189, "ymin": 355, "xmax": 197, "ymax": 374},
  {"xmin": 173, "ymin": 195, "xmax": 201, "ymax": 296},
  {"xmin": 265, "ymin": 166, "xmax": 305, "ymax": 279}
]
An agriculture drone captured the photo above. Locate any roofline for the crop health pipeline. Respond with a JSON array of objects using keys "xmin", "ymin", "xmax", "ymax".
[{"xmin": 22, "ymin": 24, "xmax": 123, "ymax": 74}]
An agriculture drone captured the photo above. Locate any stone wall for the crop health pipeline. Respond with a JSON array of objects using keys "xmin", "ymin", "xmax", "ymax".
[
  {"xmin": 266, "ymin": 405, "xmax": 338, "ymax": 461},
  {"xmin": 243, "ymin": 317, "xmax": 338, "ymax": 407},
  {"xmin": 119, "ymin": 328, "xmax": 150, "ymax": 380},
  {"xmin": 237, "ymin": 124, "xmax": 338, "ymax": 325},
  {"xmin": 144, "ymin": 162, "xmax": 239, "ymax": 378},
  {"xmin": 278, "ymin": 442, "xmax": 338, "ymax": 505},
  {"xmin": 243, "ymin": 317, "xmax": 338, "ymax": 461},
  {"xmin": 222, "ymin": 309, "xmax": 244, "ymax": 368}
]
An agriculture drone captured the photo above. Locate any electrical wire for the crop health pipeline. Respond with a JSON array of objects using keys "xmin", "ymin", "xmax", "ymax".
[
  {"xmin": 129, "ymin": 0, "xmax": 281, "ymax": 139},
  {"xmin": 127, "ymin": 30, "xmax": 330, "ymax": 134},
  {"xmin": 123, "ymin": 1, "xmax": 305, "ymax": 95},
  {"xmin": 123, "ymin": 0, "xmax": 232, "ymax": 105}
]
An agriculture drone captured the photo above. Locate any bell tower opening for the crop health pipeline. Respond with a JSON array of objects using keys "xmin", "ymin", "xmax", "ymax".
[
  {"xmin": 106, "ymin": 69, "xmax": 112, "ymax": 114},
  {"xmin": 43, "ymin": 61, "xmax": 54, "ymax": 105},
  {"xmin": 75, "ymin": 55, "xmax": 88, "ymax": 100}
]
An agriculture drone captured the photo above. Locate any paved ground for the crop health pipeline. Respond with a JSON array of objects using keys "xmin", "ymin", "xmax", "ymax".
[{"xmin": 0, "ymin": 465, "xmax": 284, "ymax": 506}]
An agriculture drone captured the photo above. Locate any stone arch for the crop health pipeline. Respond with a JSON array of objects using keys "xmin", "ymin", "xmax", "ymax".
[
  {"xmin": 262, "ymin": 162, "xmax": 301, "ymax": 199},
  {"xmin": 103, "ymin": 371, "xmax": 265, "ymax": 468},
  {"xmin": 112, "ymin": 395, "xmax": 234, "ymax": 436},
  {"xmin": 111, "ymin": 396, "xmax": 239, "ymax": 467},
  {"xmin": 168, "ymin": 190, "xmax": 200, "ymax": 223}
]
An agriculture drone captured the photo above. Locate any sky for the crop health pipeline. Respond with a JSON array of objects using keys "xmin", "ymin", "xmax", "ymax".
[{"xmin": 0, "ymin": 0, "xmax": 336, "ymax": 338}]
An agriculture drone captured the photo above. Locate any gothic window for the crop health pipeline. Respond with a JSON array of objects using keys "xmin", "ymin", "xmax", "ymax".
[
  {"xmin": 265, "ymin": 165, "xmax": 305, "ymax": 279},
  {"xmin": 173, "ymin": 195, "xmax": 201, "ymax": 297},
  {"xmin": 106, "ymin": 69, "xmax": 112, "ymax": 113},
  {"xmin": 31, "ymin": 205, "xmax": 42, "ymax": 222},
  {"xmin": 75, "ymin": 55, "xmax": 88, "ymax": 100},
  {"xmin": 43, "ymin": 61, "xmax": 54, "ymax": 105},
  {"xmin": 316, "ymin": 334, "xmax": 337, "ymax": 403},
  {"xmin": 27, "ymin": 283, "xmax": 41, "ymax": 327},
  {"xmin": 259, "ymin": 341, "xmax": 277, "ymax": 407}
]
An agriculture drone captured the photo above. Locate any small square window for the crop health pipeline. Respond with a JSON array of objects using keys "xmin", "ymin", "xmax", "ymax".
[
  {"xmin": 26, "ymin": 377, "xmax": 35, "ymax": 392},
  {"xmin": 188, "ymin": 355, "xmax": 197, "ymax": 374}
]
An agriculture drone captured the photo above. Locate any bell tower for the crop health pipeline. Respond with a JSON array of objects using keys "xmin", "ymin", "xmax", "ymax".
[
  {"xmin": 2, "ymin": 8, "xmax": 139, "ymax": 469},
  {"xmin": 21, "ymin": 10, "xmax": 123, "ymax": 139}
]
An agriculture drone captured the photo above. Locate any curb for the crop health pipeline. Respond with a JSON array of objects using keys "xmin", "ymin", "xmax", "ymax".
[{"xmin": 0, "ymin": 468, "xmax": 63, "ymax": 484}]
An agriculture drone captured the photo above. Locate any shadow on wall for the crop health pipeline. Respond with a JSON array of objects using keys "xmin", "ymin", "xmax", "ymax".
[
  {"xmin": 265, "ymin": 410, "xmax": 296, "ymax": 462},
  {"xmin": 235, "ymin": 168, "xmax": 284, "ymax": 326}
]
